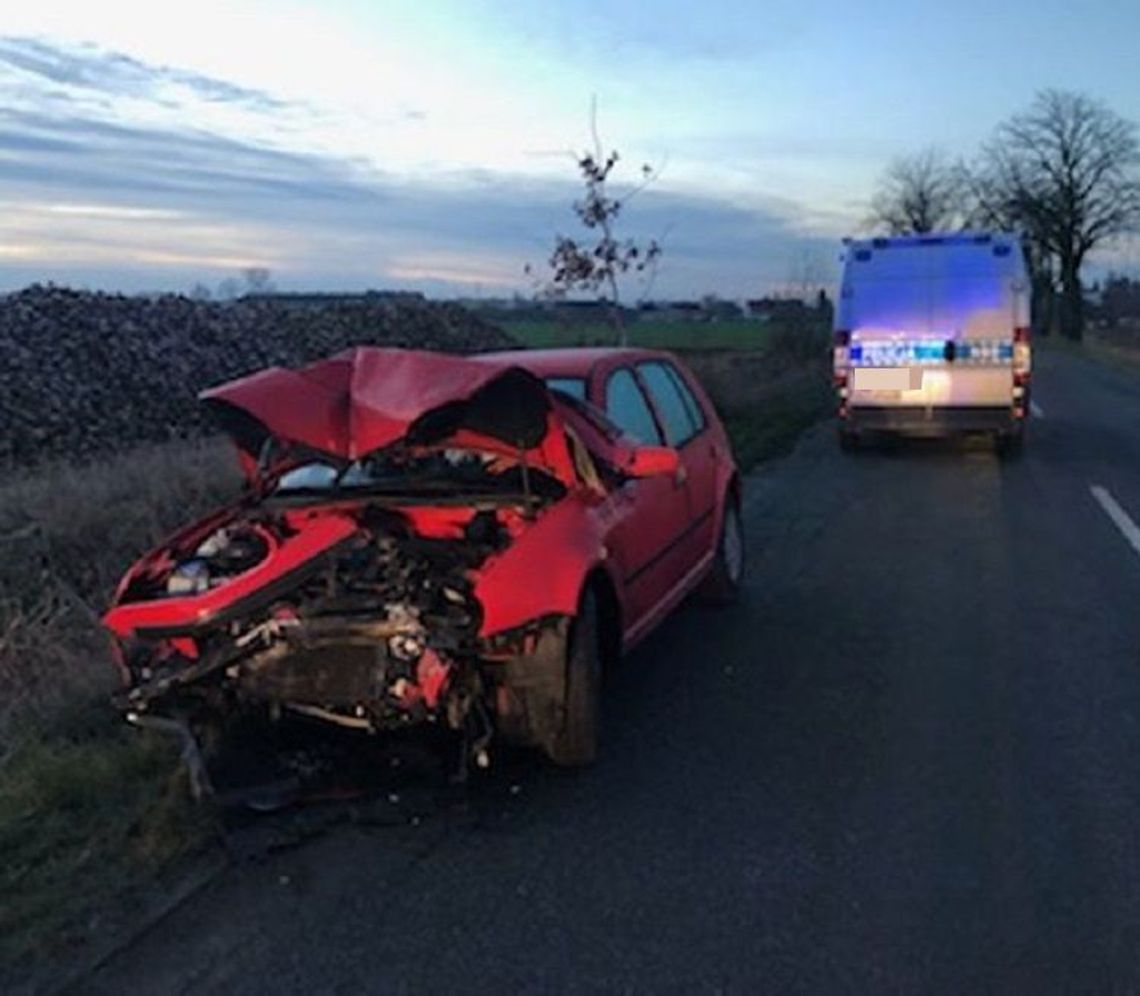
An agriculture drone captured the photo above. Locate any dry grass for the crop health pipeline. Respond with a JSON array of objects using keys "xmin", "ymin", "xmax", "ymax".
[{"xmin": 0, "ymin": 437, "xmax": 241, "ymax": 748}]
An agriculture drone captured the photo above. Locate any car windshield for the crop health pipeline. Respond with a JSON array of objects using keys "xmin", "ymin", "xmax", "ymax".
[
  {"xmin": 545, "ymin": 376, "xmax": 587, "ymax": 401},
  {"xmin": 271, "ymin": 448, "xmax": 563, "ymax": 501}
]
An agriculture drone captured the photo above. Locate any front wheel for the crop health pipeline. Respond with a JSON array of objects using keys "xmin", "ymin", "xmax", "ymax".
[
  {"xmin": 700, "ymin": 498, "xmax": 744, "ymax": 604},
  {"xmin": 543, "ymin": 589, "xmax": 601, "ymax": 767}
]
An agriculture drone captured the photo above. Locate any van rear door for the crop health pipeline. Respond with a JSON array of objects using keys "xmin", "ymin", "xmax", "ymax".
[{"xmin": 838, "ymin": 235, "xmax": 1029, "ymax": 411}]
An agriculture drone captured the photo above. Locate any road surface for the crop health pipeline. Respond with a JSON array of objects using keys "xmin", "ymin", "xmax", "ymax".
[{"xmin": 84, "ymin": 346, "xmax": 1140, "ymax": 994}]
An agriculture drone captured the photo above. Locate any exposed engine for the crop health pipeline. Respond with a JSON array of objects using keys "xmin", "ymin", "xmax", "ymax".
[
  {"xmin": 166, "ymin": 525, "xmax": 271, "ymax": 595},
  {"xmin": 115, "ymin": 505, "xmax": 514, "ymax": 782}
]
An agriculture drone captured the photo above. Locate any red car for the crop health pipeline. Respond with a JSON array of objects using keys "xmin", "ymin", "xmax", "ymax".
[{"xmin": 103, "ymin": 346, "xmax": 742, "ymax": 790}]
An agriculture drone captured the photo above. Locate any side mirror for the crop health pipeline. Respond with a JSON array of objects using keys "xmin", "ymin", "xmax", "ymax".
[{"xmin": 622, "ymin": 444, "xmax": 680, "ymax": 478}]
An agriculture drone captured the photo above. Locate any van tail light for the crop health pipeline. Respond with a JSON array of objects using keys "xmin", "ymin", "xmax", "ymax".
[
  {"xmin": 834, "ymin": 329, "xmax": 851, "ymax": 414},
  {"xmin": 1013, "ymin": 326, "xmax": 1031, "ymax": 381},
  {"xmin": 833, "ymin": 329, "xmax": 850, "ymax": 385}
]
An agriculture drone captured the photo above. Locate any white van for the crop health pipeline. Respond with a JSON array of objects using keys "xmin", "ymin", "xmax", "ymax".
[{"xmin": 832, "ymin": 231, "xmax": 1032, "ymax": 455}]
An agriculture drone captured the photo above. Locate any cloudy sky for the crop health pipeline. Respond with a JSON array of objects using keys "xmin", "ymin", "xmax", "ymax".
[{"xmin": 2, "ymin": 0, "xmax": 1138, "ymax": 298}]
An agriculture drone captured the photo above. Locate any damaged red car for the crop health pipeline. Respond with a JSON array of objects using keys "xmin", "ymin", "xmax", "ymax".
[{"xmin": 103, "ymin": 347, "xmax": 743, "ymax": 793}]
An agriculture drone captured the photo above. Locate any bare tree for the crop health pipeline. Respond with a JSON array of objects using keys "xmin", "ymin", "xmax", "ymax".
[
  {"xmin": 529, "ymin": 101, "xmax": 662, "ymax": 346},
  {"xmin": 868, "ymin": 148, "xmax": 966, "ymax": 235},
  {"xmin": 977, "ymin": 90, "xmax": 1140, "ymax": 339},
  {"xmin": 242, "ymin": 267, "xmax": 275, "ymax": 296},
  {"xmin": 962, "ymin": 159, "xmax": 1059, "ymax": 334},
  {"xmin": 786, "ymin": 248, "xmax": 828, "ymax": 301}
]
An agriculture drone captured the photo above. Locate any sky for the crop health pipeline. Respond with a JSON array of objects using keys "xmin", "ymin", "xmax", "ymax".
[{"xmin": 1, "ymin": 0, "xmax": 1139, "ymax": 299}]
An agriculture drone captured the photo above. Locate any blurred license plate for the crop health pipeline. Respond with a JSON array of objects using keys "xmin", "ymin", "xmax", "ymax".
[{"xmin": 853, "ymin": 368, "xmax": 911, "ymax": 390}]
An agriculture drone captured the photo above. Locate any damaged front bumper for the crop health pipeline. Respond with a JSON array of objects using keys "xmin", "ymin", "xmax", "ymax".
[{"xmin": 106, "ymin": 507, "xmax": 576, "ymax": 795}]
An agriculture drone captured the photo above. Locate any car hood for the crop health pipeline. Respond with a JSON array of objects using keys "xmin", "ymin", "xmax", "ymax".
[{"xmin": 201, "ymin": 347, "xmax": 576, "ymax": 484}]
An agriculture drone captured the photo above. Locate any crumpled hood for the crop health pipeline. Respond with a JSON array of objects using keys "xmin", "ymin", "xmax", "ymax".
[{"xmin": 200, "ymin": 347, "xmax": 569, "ymax": 473}]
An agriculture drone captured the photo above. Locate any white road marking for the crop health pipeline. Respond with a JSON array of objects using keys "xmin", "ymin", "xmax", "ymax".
[
  {"xmin": 1030, "ymin": 401, "xmax": 1045, "ymax": 418},
  {"xmin": 1090, "ymin": 485, "xmax": 1140, "ymax": 559}
]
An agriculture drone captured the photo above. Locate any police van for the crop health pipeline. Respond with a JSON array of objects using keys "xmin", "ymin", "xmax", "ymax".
[{"xmin": 832, "ymin": 231, "xmax": 1032, "ymax": 455}]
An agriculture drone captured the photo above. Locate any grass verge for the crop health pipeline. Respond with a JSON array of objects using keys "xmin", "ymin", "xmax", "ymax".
[
  {"xmin": 0, "ymin": 714, "xmax": 216, "ymax": 980},
  {"xmin": 719, "ymin": 367, "xmax": 834, "ymax": 472}
]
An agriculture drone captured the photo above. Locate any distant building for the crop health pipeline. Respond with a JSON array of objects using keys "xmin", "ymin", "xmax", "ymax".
[{"xmin": 1097, "ymin": 276, "xmax": 1140, "ymax": 328}]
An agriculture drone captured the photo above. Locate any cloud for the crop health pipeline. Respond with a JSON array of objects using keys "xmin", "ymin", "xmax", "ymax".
[
  {"xmin": 0, "ymin": 36, "xmax": 840, "ymax": 297},
  {"xmin": 0, "ymin": 35, "xmax": 289, "ymax": 111}
]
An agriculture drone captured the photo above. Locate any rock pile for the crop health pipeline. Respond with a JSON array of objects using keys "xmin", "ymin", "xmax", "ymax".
[{"xmin": 0, "ymin": 286, "xmax": 517, "ymax": 468}]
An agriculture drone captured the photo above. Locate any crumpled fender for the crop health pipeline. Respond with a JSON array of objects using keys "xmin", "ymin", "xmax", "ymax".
[{"xmin": 473, "ymin": 496, "xmax": 611, "ymax": 638}]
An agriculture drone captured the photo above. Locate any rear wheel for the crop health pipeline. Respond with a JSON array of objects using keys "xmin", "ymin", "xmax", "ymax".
[
  {"xmin": 544, "ymin": 589, "xmax": 601, "ymax": 767},
  {"xmin": 700, "ymin": 498, "xmax": 744, "ymax": 604}
]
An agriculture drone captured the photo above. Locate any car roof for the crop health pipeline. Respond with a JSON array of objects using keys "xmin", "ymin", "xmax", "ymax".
[{"xmin": 475, "ymin": 347, "xmax": 675, "ymax": 379}]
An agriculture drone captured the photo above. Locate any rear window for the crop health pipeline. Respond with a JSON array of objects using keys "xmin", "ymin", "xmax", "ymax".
[
  {"xmin": 637, "ymin": 361, "xmax": 704, "ymax": 446},
  {"xmin": 545, "ymin": 376, "xmax": 586, "ymax": 401}
]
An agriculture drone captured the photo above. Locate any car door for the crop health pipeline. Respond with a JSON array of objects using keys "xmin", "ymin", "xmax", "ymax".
[
  {"xmin": 598, "ymin": 365, "xmax": 693, "ymax": 630},
  {"xmin": 635, "ymin": 359, "xmax": 719, "ymax": 569}
]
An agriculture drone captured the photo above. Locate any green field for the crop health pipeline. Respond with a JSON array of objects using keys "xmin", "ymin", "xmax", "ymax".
[{"xmin": 497, "ymin": 317, "xmax": 774, "ymax": 351}]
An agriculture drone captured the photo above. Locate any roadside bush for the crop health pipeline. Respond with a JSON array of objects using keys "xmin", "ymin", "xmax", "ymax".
[{"xmin": 763, "ymin": 314, "xmax": 831, "ymax": 366}]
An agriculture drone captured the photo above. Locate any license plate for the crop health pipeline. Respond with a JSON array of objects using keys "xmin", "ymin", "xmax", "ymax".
[{"xmin": 852, "ymin": 367, "xmax": 912, "ymax": 391}]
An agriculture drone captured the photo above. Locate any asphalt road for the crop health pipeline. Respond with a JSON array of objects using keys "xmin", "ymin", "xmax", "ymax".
[{"xmin": 84, "ymin": 346, "xmax": 1140, "ymax": 995}]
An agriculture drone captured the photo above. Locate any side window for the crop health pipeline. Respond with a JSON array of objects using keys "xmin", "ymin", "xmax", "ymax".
[
  {"xmin": 637, "ymin": 361, "xmax": 703, "ymax": 446},
  {"xmin": 604, "ymin": 368, "xmax": 663, "ymax": 444},
  {"xmin": 662, "ymin": 363, "xmax": 707, "ymax": 433}
]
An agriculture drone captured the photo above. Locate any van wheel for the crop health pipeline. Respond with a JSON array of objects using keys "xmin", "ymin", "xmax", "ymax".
[
  {"xmin": 839, "ymin": 429, "xmax": 859, "ymax": 453},
  {"xmin": 700, "ymin": 499, "xmax": 744, "ymax": 604},
  {"xmin": 544, "ymin": 589, "xmax": 601, "ymax": 767},
  {"xmin": 997, "ymin": 428, "xmax": 1024, "ymax": 459}
]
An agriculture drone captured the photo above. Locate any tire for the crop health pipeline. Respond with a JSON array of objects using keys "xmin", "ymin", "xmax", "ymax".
[
  {"xmin": 544, "ymin": 589, "xmax": 601, "ymax": 767},
  {"xmin": 700, "ymin": 498, "xmax": 744, "ymax": 605},
  {"xmin": 839, "ymin": 428, "xmax": 859, "ymax": 453}
]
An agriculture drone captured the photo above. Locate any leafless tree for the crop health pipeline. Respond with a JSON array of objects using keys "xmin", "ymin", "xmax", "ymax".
[
  {"xmin": 786, "ymin": 248, "xmax": 828, "ymax": 301},
  {"xmin": 868, "ymin": 148, "xmax": 967, "ymax": 235},
  {"xmin": 962, "ymin": 159, "xmax": 1059, "ymax": 334},
  {"xmin": 529, "ymin": 100, "xmax": 662, "ymax": 346},
  {"xmin": 242, "ymin": 267, "xmax": 275, "ymax": 295},
  {"xmin": 974, "ymin": 90, "xmax": 1140, "ymax": 339}
]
